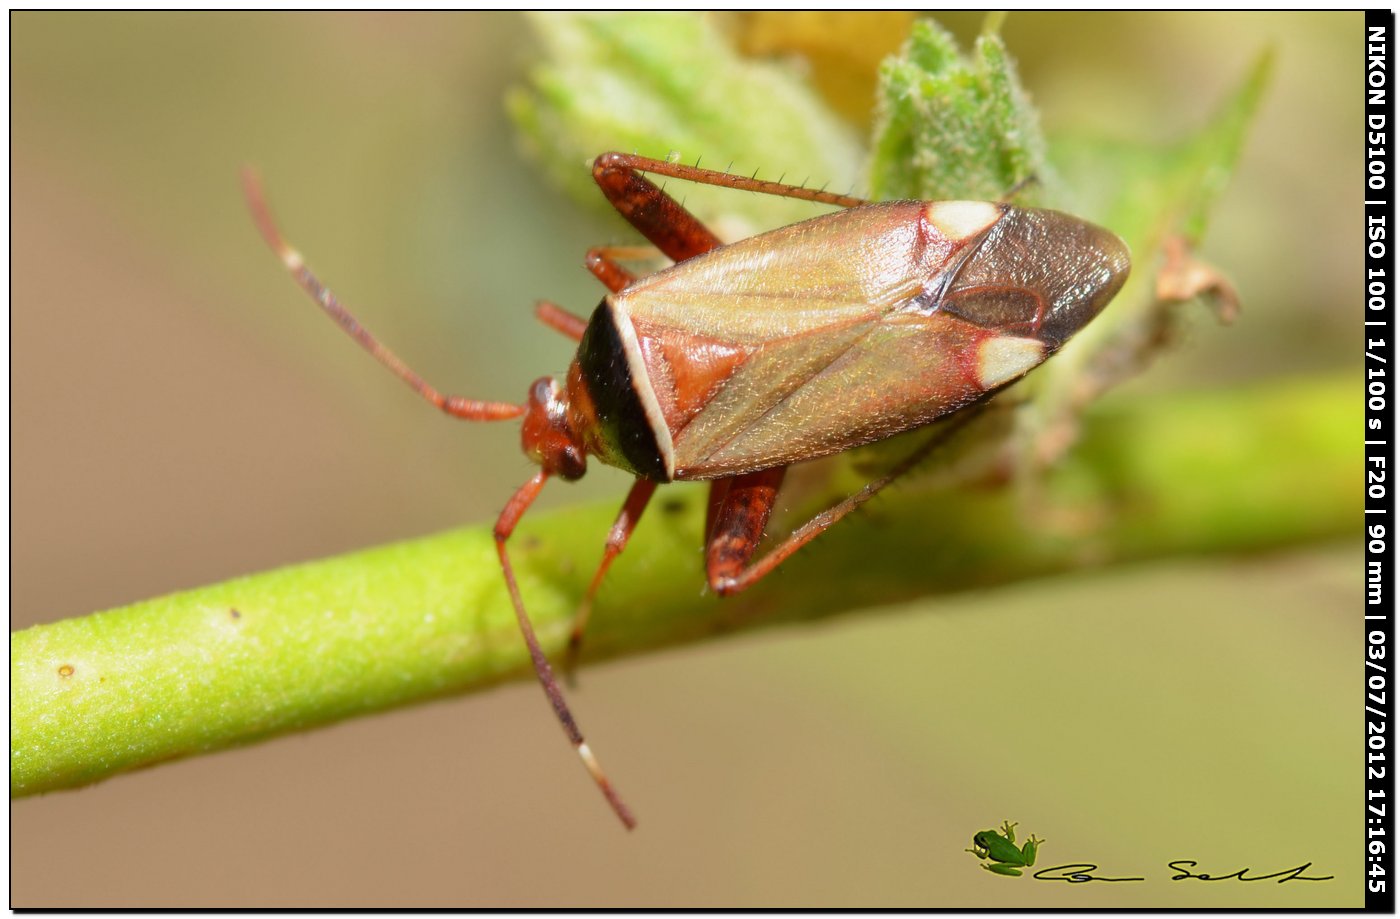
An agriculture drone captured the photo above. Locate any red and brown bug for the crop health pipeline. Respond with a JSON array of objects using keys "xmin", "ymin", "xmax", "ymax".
[{"xmin": 243, "ymin": 152, "xmax": 1130, "ymax": 831}]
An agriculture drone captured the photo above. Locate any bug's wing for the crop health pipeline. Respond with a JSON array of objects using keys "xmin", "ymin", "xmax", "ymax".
[{"xmin": 614, "ymin": 201, "xmax": 1128, "ymax": 480}]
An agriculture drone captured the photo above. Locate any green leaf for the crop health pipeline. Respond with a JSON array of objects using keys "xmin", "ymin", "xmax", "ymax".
[
  {"xmin": 1030, "ymin": 49, "xmax": 1274, "ymax": 445},
  {"xmin": 1059, "ymin": 48, "xmax": 1274, "ymax": 245},
  {"xmin": 507, "ymin": 12, "xmax": 864, "ymax": 235},
  {"xmin": 869, "ymin": 18, "xmax": 1053, "ymax": 204}
]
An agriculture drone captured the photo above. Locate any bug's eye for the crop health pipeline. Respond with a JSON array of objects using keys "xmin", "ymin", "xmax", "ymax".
[
  {"xmin": 941, "ymin": 287, "xmax": 1045, "ymax": 335},
  {"xmin": 557, "ymin": 444, "xmax": 587, "ymax": 481}
]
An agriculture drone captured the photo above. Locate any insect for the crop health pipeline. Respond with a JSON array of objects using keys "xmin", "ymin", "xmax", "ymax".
[{"xmin": 243, "ymin": 152, "xmax": 1130, "ymax": 830}]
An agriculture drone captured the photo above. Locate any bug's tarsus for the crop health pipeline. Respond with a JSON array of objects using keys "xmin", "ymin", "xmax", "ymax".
[
  {"xmin": 241, "ymin": 168, "xmax": 523, "ymax": 422},
  {"xmin": 495, "ymin": 471, "xmax": 637, "ymax": 830}
]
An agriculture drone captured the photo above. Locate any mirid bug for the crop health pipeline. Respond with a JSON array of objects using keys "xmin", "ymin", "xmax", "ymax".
[{"xmin": 243, "ymin": 152, "xmax": 1130, "ymax": 830}]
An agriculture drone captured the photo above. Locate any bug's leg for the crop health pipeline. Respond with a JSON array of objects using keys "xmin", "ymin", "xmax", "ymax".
[
  {"xmin": 495, "ymin": 471, "xmax": 637, "ymax": 830},
  {"xmin": 561, "ymin": 233, "xmax": 673, "ymax": 700},
  {"xmin": 596, "ymin": 152, "xmax": 866, "ymax": 212},
  {"xmin": 592, "ymin": 153, "xmax": 867, "ymax": 263},
  {"xmin": 554, "ymin": 236, "xmax": 666, "ymax": 676},
  {"xmin": 534, "ymin": 300, "xmax": 588, "ymax": 341},
  {"xmin": 592, "ymin": 156, "xmax": 722, "ymax": 262},
  {"xmin": 705, "ymin": 478, "xmax": 735, "ymax": 544},
  {"xmin": 552, "ymin": 238, "xmax": 670, "ymax": 678},
  {"xmin": 563, "ymin": 477, "xmax": 659, "ymax": 678},
  {"xmin": 243, "ymin": 169, "xmax": 523, "ymax": 422},
  {"xmin": 586, "ymin": 248, "xmax": 636, "ymax": 292},
  {"xmin": 707, "ymin": 412, "xmax": 980, "ymax": 596},
  {"xmin": 543, "ymin": 246, "xmax": 665, "ymax": 350},
  {"xmin": 585, "ymin": 244, "xmax": 668, "ymax": 293},
  {"xmin": 705, "ymin": 467, "xmax": 788, "ymax": 593}
]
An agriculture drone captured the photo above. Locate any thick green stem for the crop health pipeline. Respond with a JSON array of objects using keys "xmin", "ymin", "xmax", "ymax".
[{"xmin": 12, "ymin": 373, "xmax": 1354, "ymax": 797}]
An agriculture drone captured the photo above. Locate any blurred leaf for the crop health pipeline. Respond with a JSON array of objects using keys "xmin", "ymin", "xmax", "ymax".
[
  {"xmin": 1053, "ymin": 48, "xmax": 1273, "ymax": 240},
  {"xmin": 1031, "ymin": 49, "xmax": 1275, "ymax": 450},
  {"xmin": 725, "ymin": 11, "xmax": 917, "ymax": 125},
  {"xmin": 507, "ymin": 12, "xmax": 864, "ymax": 236}
]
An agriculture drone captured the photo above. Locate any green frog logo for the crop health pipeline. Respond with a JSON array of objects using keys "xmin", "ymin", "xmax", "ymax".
[{"xmin": 966, "ymin": 821, "xmax": 1044, "ymax": 877}]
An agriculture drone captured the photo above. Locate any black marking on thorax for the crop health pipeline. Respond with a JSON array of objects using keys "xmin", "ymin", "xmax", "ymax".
[{"xmin": 576, "ymin": 300, "xmax": 669, "ymax": 482}]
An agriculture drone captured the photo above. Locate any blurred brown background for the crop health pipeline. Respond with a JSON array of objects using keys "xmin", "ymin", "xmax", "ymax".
[{"xmin": 13, "ymin": 12, "xmax": 1359, "ymax": 907}]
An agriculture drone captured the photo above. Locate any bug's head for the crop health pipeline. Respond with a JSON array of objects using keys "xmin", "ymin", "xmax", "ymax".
[{"xmin": 520, "ymin": 376, "xmax": 587, "ymax": 481}]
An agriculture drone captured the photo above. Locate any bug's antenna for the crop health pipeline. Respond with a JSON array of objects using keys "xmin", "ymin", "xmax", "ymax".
[
  {"xmin": 241, "ymin": 168, "xmax": 523, "ymax": 422},
  {"xmin": 495, "ymin": 471, "xmax": 637, "ymax": 830}
]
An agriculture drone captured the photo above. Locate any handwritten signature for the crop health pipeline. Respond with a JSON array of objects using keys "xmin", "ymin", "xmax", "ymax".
[{"xmin": 1029, "ymin": 861, "xmax": 1334, "ymax": 884}]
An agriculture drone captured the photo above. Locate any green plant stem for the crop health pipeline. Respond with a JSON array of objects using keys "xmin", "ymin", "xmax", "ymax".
[{"xmin": 12, "ymin": 373, "xmax": 1354, "ymax": 798}]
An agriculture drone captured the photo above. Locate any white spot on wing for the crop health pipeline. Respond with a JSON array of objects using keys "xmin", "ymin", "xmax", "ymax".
[
  {"xmin": 925, "ymin": 201, "xmax": 1001, "ymax": 241},
  {"xmin": 976, "ymin": 337, "xmax": 1045, "ymax": 390}
]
